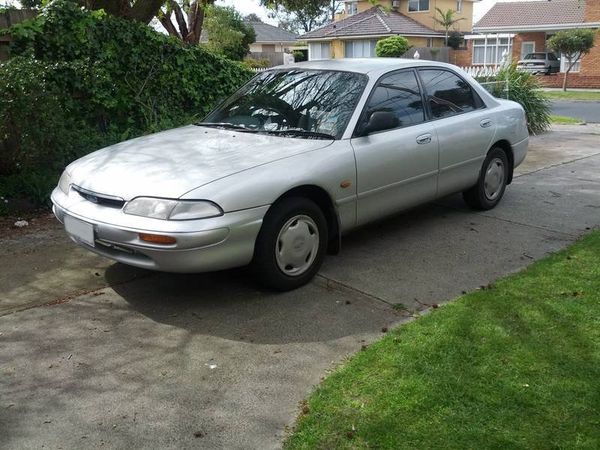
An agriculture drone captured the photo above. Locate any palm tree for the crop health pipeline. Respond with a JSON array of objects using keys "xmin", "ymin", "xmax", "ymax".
[{"xmin": 433, "ymin": 8, "xmax": 465, "ymax": 46}]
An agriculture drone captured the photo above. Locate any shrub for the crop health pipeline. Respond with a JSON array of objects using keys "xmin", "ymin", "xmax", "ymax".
[
  {"xmin": 447, "ymin": 31, "xmax": 463, "ymax": 50},
  {"xmin": 243, "ymin": 57, "xmax": 271, "ymax": 69},
  {"xmin": 0, "ymin": 0, "xmax": 252, "ymax": 209},
  {"xmin": 375, "ymin": 36, "xmax": 410, "ymax": 58},
  {"xmin": 292, "ymin": 50, "xmax": 307, "ymax": 62},
  {"xmin": 480, "ymin": 63, "xmax": 551, "ymax": 135}
]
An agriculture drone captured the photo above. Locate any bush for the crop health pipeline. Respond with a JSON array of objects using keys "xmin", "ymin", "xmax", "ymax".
[
  {"xmin": 480, "ymin": 63, "xmax": 551, "ymax": 135},
  {"xmin": 243, "ymin": 57, "xmax": 271, "ymax": 69},
  {"xmin": 292, "ymin": 50, "xmax": 307, "ymax": 62},
  {"xmin": 447, "ymin": 31, "xmax": 463, "ymax": 50},
  {"xmin": 0, "ymin": 0, "xmax": 252, "ymax": 209},
  {"xmin": 375, "ymin": 36, "xmax": 410, "ymax": 58}
]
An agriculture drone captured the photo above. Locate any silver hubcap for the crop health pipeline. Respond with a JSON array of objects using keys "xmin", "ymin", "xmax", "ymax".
[
  {"xmin": 484, "ymin": 157, "xmax": 505, "ymax": 201},
  {"xmin": 275, "ymin": 215, "xmax": 319, "ymax": 277}
]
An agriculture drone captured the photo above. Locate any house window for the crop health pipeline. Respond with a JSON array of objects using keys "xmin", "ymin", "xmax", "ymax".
[
  {"xmin": 345, "ymin": 40, "xmax": 377, "ymax": 58},
  {"xmin": 408, "ymin": 0, "xmax": 429, "ymax": 12},
  {"xmin": 345, "ymin": 1, "xmax": 358, "ymax": 16},
  {"xmin": 472, "ymin": 38, "xmax": 511, "ymax": 65},
  {"xmin": 560, "ymin": 52, "xmax": 581, "ymax": 73},
  {"xmin": 456, "ymin": 0, "xmax": 463, "ymax": 12},
  {"xmin": 427, "ymin": 38, "xmax": 433, "ymax": 48},
  {"xmin": 521, "ymin": 41, "xmax": 535, "ymax": 58},
  {"xmin": 309, "ymin": 42, "xmax": 331, "ymax": 60}
]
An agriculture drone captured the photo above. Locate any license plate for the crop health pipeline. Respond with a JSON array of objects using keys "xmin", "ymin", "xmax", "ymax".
[{"xmin": 64, "ymin": 215, "xmax": 95, "ymax": 247}]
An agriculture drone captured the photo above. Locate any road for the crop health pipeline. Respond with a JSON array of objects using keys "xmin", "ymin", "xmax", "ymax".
[
  {"xmin": 1, "ymin": 124, "xmax": 600, "ymax": 449},
  {"xmin": 551, "ymin": 100, "xmax": 600, "ymax": 123}
]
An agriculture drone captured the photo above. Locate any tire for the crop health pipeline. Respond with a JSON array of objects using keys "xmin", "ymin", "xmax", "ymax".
[
  {"xmin": 252, "ymin": 197, "xmax": 328, "ymax": 291},
  {"xmin": 463, "ymin": 147, "xmax": 509, "ymax": 210}
]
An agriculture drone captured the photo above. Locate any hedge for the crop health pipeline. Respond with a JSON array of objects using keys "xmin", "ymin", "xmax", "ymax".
[{"xmin": 0, "ymin": 0, "xmax": 252, "ymax": 210}]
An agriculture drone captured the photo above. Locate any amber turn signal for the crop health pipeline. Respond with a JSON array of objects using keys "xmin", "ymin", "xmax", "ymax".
[{"xmin": 138, "ymin": 233, "xmax": 177, "ymax": 245}]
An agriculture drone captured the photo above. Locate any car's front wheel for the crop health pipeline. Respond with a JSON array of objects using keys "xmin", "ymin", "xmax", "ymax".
[
  {"xmin": 463, "ymin": 147, "xmax": 509, "ymax": 210},
  {"xmin": 252, "ymin": 197, "xmax": 328, "ymax": 291}
]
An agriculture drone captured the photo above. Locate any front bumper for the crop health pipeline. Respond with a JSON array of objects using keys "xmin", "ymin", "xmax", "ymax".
[
  {"xmin": 517, "ymin": 65, "xmax": 548, "ymax": 74},
  {"xmin": 51, "ymin": 187, "xmax": 269, "ymax": 273}
]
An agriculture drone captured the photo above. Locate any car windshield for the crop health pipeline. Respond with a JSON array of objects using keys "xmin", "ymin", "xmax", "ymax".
[
  {"xmin": 524, "ymin": 53, "xmax": 547, "ymax": 60},
  {"xmin": 202, "ymin": 69, "xmax": 368, "ymax": 139}
]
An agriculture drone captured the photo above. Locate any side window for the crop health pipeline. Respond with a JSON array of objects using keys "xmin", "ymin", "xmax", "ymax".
[
  {"xmin": 419, "ymin": 69, "xmax": 477, "ymax": 119},
  {"xmin": 361, "ymin": 70, "xmax": 425, "ymax": 133}
]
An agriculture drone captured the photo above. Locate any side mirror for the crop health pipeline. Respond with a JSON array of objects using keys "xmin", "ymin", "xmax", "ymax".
[{"xmin": 362, "ymin": 111, "xmax": 399, "ymax": 136}]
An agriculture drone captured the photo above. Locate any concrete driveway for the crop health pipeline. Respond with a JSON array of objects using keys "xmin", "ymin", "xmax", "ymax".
[
  {"xmin": 551, "ymin": 100, "xmax": 600, "ymax": 123},
  {"xmin": 2, "ymin": 124, "xmax": 600, "ymax": 449}
]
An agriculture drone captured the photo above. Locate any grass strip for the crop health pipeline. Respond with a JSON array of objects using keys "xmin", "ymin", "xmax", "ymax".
[{"xmin": 286, "ymin": 231, "xmax": 600, "ymax": 450}]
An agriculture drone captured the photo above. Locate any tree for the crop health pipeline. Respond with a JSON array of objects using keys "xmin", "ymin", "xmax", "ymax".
[
  {"xmin": 375, "ymin": 35, "xmax": 410, "ymax": 58},
  {"xmin": 157, "ymin": 0, "xmax": 214, "ymax": 44},
  {"xmin": 261, "ymin": 0, "xmax": 339, "ymax": 34},
  {"xmin": 432, "ymin": 8, "xmax": 464, "ymax": 46},
  {"xmin": 547, "ymin": 29, "xmax": 596, "ymax": 91},
  {"xmin": 245, "ymin": 13, "xmax": 262, "ymax": 22},
  {"xmin": 203, "ymin": 5, "xmax": 255, "ymax": 60},
  {"xmin": 84, "ymin": 0, "xmax": 167, "ymax": 24},
  {"xmin": 447, "ymin": 31, "xmax": 463, "ymax": 50}
]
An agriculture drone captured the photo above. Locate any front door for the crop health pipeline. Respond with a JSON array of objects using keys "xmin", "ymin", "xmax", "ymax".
[{"xmin": 351, "ymin": 69, "xmax": 439, "ymax": 225}]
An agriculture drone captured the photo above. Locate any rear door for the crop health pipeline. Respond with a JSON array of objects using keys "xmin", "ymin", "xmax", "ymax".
[
  {"xmin": 350, "ymin": 69, "xmax": 439, "ymax": 225},
  {"xmin": 417, "ymin": 68, "xmax": 496, "ymax": 196}
]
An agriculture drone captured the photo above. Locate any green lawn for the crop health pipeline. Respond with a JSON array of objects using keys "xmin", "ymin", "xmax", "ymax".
[
  {"xmin": 286, "ymin": 231, "xmax": 600, "ymax": 450},
  {"xmin": 550, "ymin": 114, "xmax": 584, "ymax": 125},
  {"xmin": 544, "ymin": 90, "xmax": 600, "ymax": 101}
]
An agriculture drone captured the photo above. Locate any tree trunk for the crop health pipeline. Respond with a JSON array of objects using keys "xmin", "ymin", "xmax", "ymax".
[{"xmin": 130, "ymin": 0, "xmax": 167, "ymax": 24}]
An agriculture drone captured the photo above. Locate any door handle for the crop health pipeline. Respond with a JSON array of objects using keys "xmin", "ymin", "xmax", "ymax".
[
  {"xmin": 480, "ymin": 119, "xmax": 492, "ymax": 128},
  {"xmin": 416, "ymin": 134, "xmax": 432, "ymax": 145}
]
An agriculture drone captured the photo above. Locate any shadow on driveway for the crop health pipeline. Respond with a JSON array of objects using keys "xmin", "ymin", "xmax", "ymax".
[{"xmin": 106, "ymin": 263, "xmax": 400, "ymax": 345}]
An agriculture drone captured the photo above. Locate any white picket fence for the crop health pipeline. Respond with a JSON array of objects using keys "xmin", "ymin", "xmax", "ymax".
[{"xmin": 459, "ymin": 66, "xmax": 501, "ymax": 78}]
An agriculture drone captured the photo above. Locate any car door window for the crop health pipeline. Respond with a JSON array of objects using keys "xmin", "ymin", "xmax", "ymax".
[
  {"xmin": 359, "ymin": 70, "xmax": 425, "ymax": 134},
  {"xmin": 419, "ymin": 69, "xmax": 477, "ymax": 120}
]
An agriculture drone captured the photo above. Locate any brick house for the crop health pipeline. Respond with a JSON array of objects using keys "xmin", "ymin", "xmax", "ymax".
[
  {"xmin": 464, "ymin": 0, "xmax": 600, "ymax": 88},
  {"xmin": 301, "ymin": 0, "xmax": 479, "ymax": 60}
]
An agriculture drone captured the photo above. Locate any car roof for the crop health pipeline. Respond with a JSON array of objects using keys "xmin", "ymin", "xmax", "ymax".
[{"xmin": 272, "ymin": 58, "xmax": 453, "ymax": 75}]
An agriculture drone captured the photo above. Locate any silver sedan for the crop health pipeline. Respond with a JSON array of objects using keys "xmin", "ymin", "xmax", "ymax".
[{"xmin": 51, "ymin": 59, "xmax": 529, "ymax": 290}]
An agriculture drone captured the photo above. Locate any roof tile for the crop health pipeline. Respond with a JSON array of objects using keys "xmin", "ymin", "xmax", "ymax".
[
  {"xmin": 301, "ymin": 7, "xmax": 442, "ymax": 39},
  {"xmin": 474, "ymin": 0, "xmax": 586, "ymax": 30}
]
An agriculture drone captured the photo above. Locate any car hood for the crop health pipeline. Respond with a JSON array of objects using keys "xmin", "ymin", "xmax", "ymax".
[{"xmin": 68, "ymin": 125, "xmax": 332, "ymax": 200}]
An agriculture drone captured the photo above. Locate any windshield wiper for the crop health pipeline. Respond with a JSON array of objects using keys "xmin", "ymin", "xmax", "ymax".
[
  {"xmin": 195, "ymin": 122, "xmax": 257, "ymax": 132},
  {"xmin": 263, "ymin": 129, "xmax": 335, "ymax": 140}
]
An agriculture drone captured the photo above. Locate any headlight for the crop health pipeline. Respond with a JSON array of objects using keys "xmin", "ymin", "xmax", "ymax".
[
  {"xmin": 58, "ymin": 171, "xmax": 72, "ymax": 194},
  {"xmin": 123, "ymin": 197, "xmax": 223, "ymax": 220}
]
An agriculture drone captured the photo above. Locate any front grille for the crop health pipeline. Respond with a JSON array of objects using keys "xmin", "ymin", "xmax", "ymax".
[{"xmin": 72, "ymin": 185, "xmax": 125, "ymax": 209}]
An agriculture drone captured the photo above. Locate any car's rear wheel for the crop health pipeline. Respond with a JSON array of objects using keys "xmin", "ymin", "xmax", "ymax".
[
  {"xmin": 252, "ymin": 197, "xmax": 328, "ymax": 291},
  {"xmin": 463, "ymin": 147, "xmax": 509, "ymax": 210}
]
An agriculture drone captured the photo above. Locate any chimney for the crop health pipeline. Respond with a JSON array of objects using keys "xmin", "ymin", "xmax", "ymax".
[{"xmin": 392, "ymin": 0, "xmax": 400, "ymax": 11}]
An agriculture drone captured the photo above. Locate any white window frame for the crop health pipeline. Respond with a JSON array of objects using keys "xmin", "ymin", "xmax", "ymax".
[
  {"xmin": 308, "ymin": 42, "xmax": 331, "ymax": 61},
  {"xmin": 456, "ymin": 0, "xmax": 463, "ymax": 12},
  {"xmin": 408, "ymin": 0, "xmax": 429, "ymax": 12},
  {"xmin": 521, "ymin": 41, "xmax": 535, "ymax": 59},
  {"xmin": 345, "ymin": 1, "xmax": 358, "ymax": 16},
  {"xmin": 345, "ymin": 39, "xmax": 377, "ymax": 58},
  {"xmin": 472, "ymin": 36, "xmax": 512, "ymax": 66}
]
